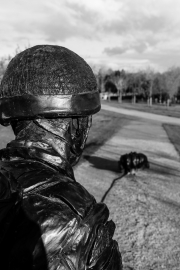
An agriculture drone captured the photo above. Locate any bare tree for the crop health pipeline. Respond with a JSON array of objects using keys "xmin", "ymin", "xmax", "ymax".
[
  {"xmin": 145, "ymin": 68, "xmax": 155, "ymax": 106},
  {"xmin": 111, "ymin": 70, "xmax": 126, "ymax": 103},
  {"xmin": 164, "ymin": 67, "xmax": 180, "ymax": 101}
]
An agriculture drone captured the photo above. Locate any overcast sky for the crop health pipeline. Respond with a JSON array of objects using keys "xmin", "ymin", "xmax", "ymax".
[{"xmin": 1, "ymin": 0, "xmax": 180, "ymax": 72}]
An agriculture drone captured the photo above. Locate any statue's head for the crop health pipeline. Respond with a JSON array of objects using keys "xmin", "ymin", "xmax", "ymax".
[{"xmin": 0, "ymin": 45, "xmax": 101, "ymax": 165}]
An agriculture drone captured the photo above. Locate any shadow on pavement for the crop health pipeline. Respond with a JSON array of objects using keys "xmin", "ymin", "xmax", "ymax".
[{"xmin": 83, "ymin": 155, "xmax": 120, "ymax": 173}]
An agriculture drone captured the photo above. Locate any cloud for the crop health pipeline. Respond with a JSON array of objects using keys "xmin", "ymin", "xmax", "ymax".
[
  {"xmin": 104, "ymin": 46, "xmax": 128, "ymax": 55},
  {"xmin": 0, "ymin": 0, "xmax": 100, "ymax": 43},
  {"xmin": 0, "ymin": 0, "xmax": 180, "ymax": 72},
  {"xmin": 103, "ymin": 15, "xmax": 168, "ymax": 35},
  {"xmin": 38, "ymin": 13, "xmax": 96, "ymax": 42},
  {"xmin": 36, "ymin": 1, "xmax": 100, "ymax": 42},
  {"xmin": 0, "ymin": 0, "xmax": 179, "ymax": 46},
  {"xmin": 104, "ymin": 39, "xmax": 149, "ymax": 56},
  {"xmin": 99, "ymin": 0, "xmax": 180, "ymax": 56}
]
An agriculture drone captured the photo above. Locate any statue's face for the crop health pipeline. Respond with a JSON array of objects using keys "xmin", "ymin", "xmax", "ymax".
[
  {"xmin": 34, "ymin": 116, "xmax": 92, "ymax": 166},
  {"xmin": 10, "ymin": 116, "xmax": 92, "ymax": 167}
]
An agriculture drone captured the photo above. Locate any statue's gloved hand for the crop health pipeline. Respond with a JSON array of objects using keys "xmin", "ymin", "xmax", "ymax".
[
  {"xmin": 87, "ymin": 220, "xmax": 123, "ymax": 270},
  {"xmin": 118, "ymin": 152, "xmax": 150, "ymax": 175}
]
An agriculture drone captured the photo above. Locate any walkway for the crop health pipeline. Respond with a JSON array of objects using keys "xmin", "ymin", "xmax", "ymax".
[{"xmin": 102, "ymin": 103, "xmax": 180, "ymax": 125}]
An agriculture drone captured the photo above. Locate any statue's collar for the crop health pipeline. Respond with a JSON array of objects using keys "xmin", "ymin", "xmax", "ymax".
[{"xmin": 0, "ymin": 146, "xmax": 75, "ymax": 180}]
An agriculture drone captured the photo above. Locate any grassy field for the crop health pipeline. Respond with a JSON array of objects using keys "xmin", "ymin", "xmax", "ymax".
[{"xmin": 163, "ymin": 124, "xmax": 180, "ymax": 156}]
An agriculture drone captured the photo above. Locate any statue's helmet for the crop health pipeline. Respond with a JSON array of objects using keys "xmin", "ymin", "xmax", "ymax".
[{"xmin": 0, "ymin": 45, "xmax": 100, "ymax": 126}]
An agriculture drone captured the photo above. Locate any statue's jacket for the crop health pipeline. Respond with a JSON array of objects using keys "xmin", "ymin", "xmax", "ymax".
[{"xmin": 0, "ymin": 146, "xmax": 122, "ymax": 270}]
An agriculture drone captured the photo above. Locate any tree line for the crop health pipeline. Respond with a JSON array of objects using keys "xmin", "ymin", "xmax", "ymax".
[{"xmin": 96, "ymin": 67, "xmax": 180, "ymax": 105}]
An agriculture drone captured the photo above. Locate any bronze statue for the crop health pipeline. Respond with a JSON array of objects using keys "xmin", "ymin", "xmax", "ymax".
[{"xmin": 0, "ymin": 45, "xmax": 123, "ymax": 269}]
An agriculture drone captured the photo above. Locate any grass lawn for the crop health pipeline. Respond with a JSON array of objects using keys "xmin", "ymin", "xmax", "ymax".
[{"xmin": 163, "ymin": 124, "xmax": 180, "ymax": 156}]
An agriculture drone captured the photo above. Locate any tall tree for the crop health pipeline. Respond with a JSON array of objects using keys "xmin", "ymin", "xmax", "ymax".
[
  {"xmin": 164, "ymin": 67, "xmax": 180, "ymax": 99},
  {"xmin": 144, "ymin": 68, "xmax": 155, "ymax": 106},
  {"xmin": 111, "ymin": 70, "xmax": 126, "ymax": 103}
]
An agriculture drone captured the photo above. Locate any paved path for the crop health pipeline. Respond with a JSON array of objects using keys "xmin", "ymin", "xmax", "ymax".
[
  {"xmin": 75, "ymin": 108, "xmax": 180, "ymax": 270},
  {"xmin": 102, "ymin": 103, "xmax": 180, "ymax": 125}
]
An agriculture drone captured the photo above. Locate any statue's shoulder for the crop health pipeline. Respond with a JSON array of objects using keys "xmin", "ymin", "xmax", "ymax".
[
  {"xmin": 23, "ymin": 175, "xmax": 105, "ymax": 220},
  {"xmin": 21, "ymin": 177, "xmax": 120, "ymax": 269}
]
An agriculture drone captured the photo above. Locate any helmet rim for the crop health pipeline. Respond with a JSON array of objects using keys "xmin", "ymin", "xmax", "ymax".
[{"xmin": 0, "ymin": 92, "xmax": 101, "ymax": 126}]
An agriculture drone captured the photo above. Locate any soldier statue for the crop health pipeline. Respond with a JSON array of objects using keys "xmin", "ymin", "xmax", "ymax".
[{"xmin": 0, "ymin": 45, "xmax": 123, "ymax": 269}]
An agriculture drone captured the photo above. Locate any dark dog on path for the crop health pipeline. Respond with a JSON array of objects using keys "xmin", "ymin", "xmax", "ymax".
[{"xmin": 118, "ymin": 152, "xmax": 150, "ymax": 175}]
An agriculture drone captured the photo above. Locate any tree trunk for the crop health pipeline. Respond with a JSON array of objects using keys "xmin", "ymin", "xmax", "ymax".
[
  {"xmin": 148, "ymin": 80, "xmax": 153, "ymax": 106},
  {"xmin": 118, "ymin": 91, "xmax": 122, "ymax": 103},
  {"xmin": 108, "ymin": 90, "xmax": 111, "ymax": 102},
  {"xmin": 149, "ymin": 96, "xmax": 152, "ymax": 106},
  {"xmin": 101, "ymin": 81, "xmax": 104, "ymax": 93},
  {"xmin": 134, "ymin": 95, "xmax": 136, "ymax": 104}
]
